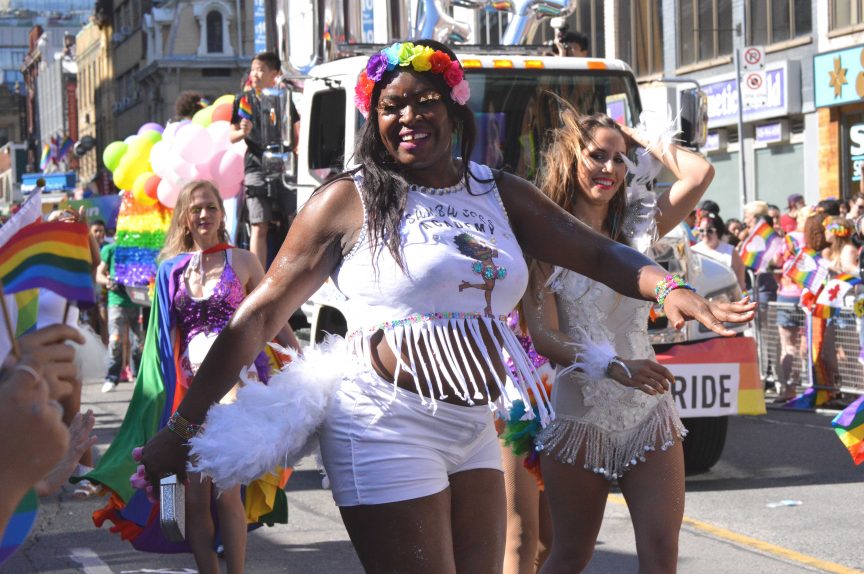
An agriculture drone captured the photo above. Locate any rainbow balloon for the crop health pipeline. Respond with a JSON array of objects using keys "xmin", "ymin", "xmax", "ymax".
[{"xmin": 114, "ymin": 191, "xmax": 172, "ymax": 288}]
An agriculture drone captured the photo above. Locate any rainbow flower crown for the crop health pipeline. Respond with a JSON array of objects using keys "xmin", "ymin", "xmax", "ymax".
[
  {"xmin": 825, "ymin": 220, "xmax": 852, "ymax": 237},
  {"xmin": 354, "ymin": 41, "xmax": 471, "ymax": 118}
]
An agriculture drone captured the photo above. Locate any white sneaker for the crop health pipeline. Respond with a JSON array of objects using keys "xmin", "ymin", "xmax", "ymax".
[{"xmin": 101, "ymin": 381, "xmax": 118, "ymax": 393}]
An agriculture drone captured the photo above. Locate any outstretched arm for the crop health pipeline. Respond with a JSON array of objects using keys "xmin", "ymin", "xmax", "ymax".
[
  {"xmin": 498, "ymin": 173, "xmax": 754, "ymax": 334},
  {"xmin": 141, "ymin": 178, "xmax": 362, "ymax": 483}
]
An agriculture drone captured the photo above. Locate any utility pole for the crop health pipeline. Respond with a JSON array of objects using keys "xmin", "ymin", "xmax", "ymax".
[{"xmin": 733, "ymin": 22, "xmax": 748, "ymax": 210}]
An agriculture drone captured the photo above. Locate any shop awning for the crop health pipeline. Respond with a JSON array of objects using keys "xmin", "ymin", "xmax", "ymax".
[{"xmin": 21, "ymin": 172, "xmax": 77, "ymax": 193}]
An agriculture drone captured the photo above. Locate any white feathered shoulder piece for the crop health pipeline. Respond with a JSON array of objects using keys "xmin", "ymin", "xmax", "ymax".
[
  {"xmin": 620, "ymin": 107, "xmax": 678, "ymax": 254},
  {"xmin": 188, "ymin": 335, "xmax": 350, "ymax": 492}
]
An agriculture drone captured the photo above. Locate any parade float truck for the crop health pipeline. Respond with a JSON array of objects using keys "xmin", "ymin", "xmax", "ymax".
[{"xmin": 275, "ymin": 47, "xmax": 764, "ymax": 473}]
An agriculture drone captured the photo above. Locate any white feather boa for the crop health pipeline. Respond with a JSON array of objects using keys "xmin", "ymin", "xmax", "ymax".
[
  {"xmin": 557, "ymin": 326, "xmax": 617, "ymax": 381},
  {"xmin": 187, "ymin": 335, "xmax": 350, "ymax": 491},
  {"xmin": 69, "ymin": 324, "xmax": 108, "ymax": 383}
]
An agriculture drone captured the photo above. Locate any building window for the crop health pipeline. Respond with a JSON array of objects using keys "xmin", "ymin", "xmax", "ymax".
[
  {"xmin": 617, "ymin": 0, "xmax": 663, "ymax": 77},
  {"xmin": 830, "ymin": 0, "xmax": 864, "ymax": 30},
  {"xmin": 678, "ymin": 0, "xmax": 733, "ymax": 67},
  {"xmin": 748, "ymin": 0, "xmax": 811, "ymax": 45},
  {"xmin": 206, "ymin": 11, "xmax": 223, "ymax": 53}
]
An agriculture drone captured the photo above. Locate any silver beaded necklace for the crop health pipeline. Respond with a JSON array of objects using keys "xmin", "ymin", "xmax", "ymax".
[{"xmin": 408, "ymin": 180, "xmax": 466, "ymax": 195}]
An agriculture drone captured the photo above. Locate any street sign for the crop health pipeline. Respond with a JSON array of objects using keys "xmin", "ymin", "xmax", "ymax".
[
  {"xmin": 742, "ymin": 70, "xmax": 768, "ymax": 109},
  {"xmin": 743, "ymin": 46, "xmax": 765, "ymax": 71}
]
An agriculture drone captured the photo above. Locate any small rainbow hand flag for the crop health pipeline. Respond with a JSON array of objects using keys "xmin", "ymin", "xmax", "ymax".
[
  {"xmin": 740, "ymin": 220, "xmax": 781, "ymax": 272},
  {"xmin": 0, "ymin": 221, "xmax": 95, "ymax": 304},
  {"xmin": 833, "ymin": 394, "xmax": 864, "ymax": 464},
  {"xmin": 238, "ymin": 94, "xmax": 253, "ymax": 121},
  {"xmin": 782, "ymin": 249, "xmax": 829, "ymax": 291}
]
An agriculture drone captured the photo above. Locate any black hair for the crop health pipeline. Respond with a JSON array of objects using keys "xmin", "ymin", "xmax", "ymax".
[
  {"xmin": 817, "ymin": 199, "xmax": 841, "ymax": 217},
  {"xmin": 560, "ymin": 31, "xmax": 590, "ymax": 53},
  {"xmin": 350, "ymin": 39, "xmax": 478, "ymax": 271},
  {"xmin": 253, "ymin": 51, "xmax": 281, "ymax": 72},
  {"xmin": 90, "ymin": 218, "xmax": 106, "ymax": 227},
  {"xmin": 698, "ymin": 211, "xmax": 727, "ymax": 238},
  {"xmin": 699, "ymin": 199, "xmax": 720, "ymax": 215}
]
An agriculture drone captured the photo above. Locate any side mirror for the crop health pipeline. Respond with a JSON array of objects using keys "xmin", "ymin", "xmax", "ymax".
[{"xmin": 679, "ymin": 88, "xmax": 708, "ymax": 150}]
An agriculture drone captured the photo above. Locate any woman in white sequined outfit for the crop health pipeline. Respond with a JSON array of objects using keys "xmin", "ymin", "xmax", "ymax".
[{"xmin": 525, "ymin": 109, "xmax": 720, "ymax": 573}]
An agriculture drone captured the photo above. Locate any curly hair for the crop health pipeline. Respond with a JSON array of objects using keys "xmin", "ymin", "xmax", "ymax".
[
  {"xmin": 803, "ymin": 211, "xmax": 829, "ymax": 252},
  {"xmin": 349, "ymin": 39, "xmax": 480, "ymax": 271},
  {"xmin": 174, "ymin": 91, "xmax": 206, "ymax": 121},
  {"xmin": 536, "ymin": 106, "xmax": 629, "ymax": 244}
]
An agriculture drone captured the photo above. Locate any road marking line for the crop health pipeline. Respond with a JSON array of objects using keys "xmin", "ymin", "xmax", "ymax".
[
  {"xmin": 69, "ymin": 547, "xmax": 114, "ymax": 574},
  {"xmin": 607, "ymin": 495, "xmax": 863, "ymax": 574}
]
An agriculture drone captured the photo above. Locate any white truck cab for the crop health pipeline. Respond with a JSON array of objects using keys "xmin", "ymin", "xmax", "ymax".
[{"xmin": 284, "ymin": 47, "xmax": 763, "ymax": 473}]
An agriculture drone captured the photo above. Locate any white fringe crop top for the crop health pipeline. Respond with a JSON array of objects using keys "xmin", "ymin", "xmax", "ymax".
[{"xmin": 332, "ymin": 161, "xmax": 552, "ymax": 424}]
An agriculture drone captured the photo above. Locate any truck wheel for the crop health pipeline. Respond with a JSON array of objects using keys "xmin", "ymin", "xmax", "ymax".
[{"xmin": 682, "ymin": 416, "xmax": 728, "ymax": 475}]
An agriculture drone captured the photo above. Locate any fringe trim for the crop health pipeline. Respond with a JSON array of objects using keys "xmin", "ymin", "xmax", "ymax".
[
  {"xmin": 535, "ymin": 398, "xmax": 687, "ymax": 480},
  {"xmin": 349, "ymin": 315, "xmax": 553, "ymax": 425}
]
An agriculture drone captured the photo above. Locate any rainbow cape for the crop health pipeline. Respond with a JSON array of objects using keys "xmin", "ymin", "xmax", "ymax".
[
  {"xmin": 0, "ymin": 221, "xmax": 94, "ymax": 304},
  {"xmin": 238, "ymin": 94, "xmax": 253, "ymax": 121},
  {"xmin": 78, "ymin": 253, "xmax": 289, "ymax": 553},
  {"xmin": 114, "ymin": 190, "xmax": 172, "ymax": 288},
  {"xmin": 740, "ymin": 220, "xmax": 781, "ymax": 272},
  {"xmin": 833, "ymin": 394, "xmax": 864, "ymax": 465}
]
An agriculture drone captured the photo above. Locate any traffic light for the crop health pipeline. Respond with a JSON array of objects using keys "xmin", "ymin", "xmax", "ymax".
[
  {"xmin": 680, "ymin": 89, "xmax": 708, "ymax": 150},
  {"xmin": 74, "ymin": 135, "xmax": 96, "ymax": 157}
]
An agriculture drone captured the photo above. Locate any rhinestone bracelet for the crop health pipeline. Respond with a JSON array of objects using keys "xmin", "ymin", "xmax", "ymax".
[{"xmin": 167, "ymin": 411, "xmax": 202, "ymax": 441}]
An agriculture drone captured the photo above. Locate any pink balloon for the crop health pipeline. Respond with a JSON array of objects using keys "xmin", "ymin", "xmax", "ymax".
[
  {"xmin": 208, "ymin": 149, "xmax": 227, "ymax": 180},
  {"xmin": 206, "ymin": 121, "xmax": 232, "ymax": 151},
  {"xmin": 219, "ymin": 180, "xmax": 242, "ymax": 199},
  {"xmin": 162, "ymin": 120, "xmax": 189, "ymax": 145},
  {"xmin": 191, "ymin": 161, "xmax": 212, "ymax": 182},
  {"xmin": 215, "ymin": 150, "xmax": 244, "ymax": 188},
  {"xmin": 230, "ymin": 139, "xmax": 247, "ymax": 155},
  {"xmin": 175, "ymin": 123, "xmax": 213, "ymax": 164},
  {"xmin": 156, "ymin": 179, "xmax": 180, "ymax": 208}
]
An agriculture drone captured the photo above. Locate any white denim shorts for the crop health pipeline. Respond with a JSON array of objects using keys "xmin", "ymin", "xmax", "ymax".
[{"xmin": 318, "ymin": 371, "xmax": 502, "ymax": 507}]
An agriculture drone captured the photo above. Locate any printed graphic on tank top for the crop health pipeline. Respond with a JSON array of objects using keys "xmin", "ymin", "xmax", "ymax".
[{"xmin": 332, "ymin": 161, "xmax": 552, "ymax": 423}]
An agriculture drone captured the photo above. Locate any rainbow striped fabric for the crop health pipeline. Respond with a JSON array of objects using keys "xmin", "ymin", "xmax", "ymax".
[
  {"xmin": 114, "ymin": 189, "xmax": 172, "ymax": 288},
  {"xmin": 740, "ymin": 220, "xmax": 781, "ymax": 272},
  {"xmin": 782, "ymin": 249, "xmax": 828, "ymax": 291},
  {"xmin": 38, "ymin": 144, "xmax": 51, "ymax": 171},
  {"xmin": 833, "ymin": 394, "xmax": 864, "ymax": 465},
  {"xmin": 238, "ymin": 94, "xmax": 253, "ymax": 121},
  {"xmin": 0, "ymin": 490, "xmax": 37, "ymax": 565},
  {"xmin": 0, "ymin": 221, "xmax": 95, "ymax": 304}
]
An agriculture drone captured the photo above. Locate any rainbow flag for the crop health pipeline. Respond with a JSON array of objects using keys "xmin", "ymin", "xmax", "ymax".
[
  {"xmin": 833, "ymin": 394, "xmax": 864, "ymax": 464},
  {"xmin": 58, "ymin": 136, "xmax": 73, "ymax": 160},
  {"xmin": 238, "ymin": 94, "xmax": 253, "ymax": 121},
  {"xmin": 834, "ymin": 273, "xmax": 862, "ymax": 286},
  {"xmin": 740, "ymin": 220, "xmax": 782, "ymax": 272},
  {"xmin": 785, "ymin": 233, "xmax": 800, "ymax": 256},
  {"xmin": 39, "ymin": 144, "xmax": 51, "ymax": 171},
  {"xmin": 0, "ymin": 221, "xmax": 95, "ymax": 304},
  {"xmin": 782, "ymin": 249, "xmax": 828, "ymax": 291},
  {"xmin": 0, "ymin": 490, "xmax": 37, "ymax": 566}
]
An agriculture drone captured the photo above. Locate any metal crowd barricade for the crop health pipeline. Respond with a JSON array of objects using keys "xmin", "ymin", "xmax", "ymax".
[{"xmin": 752, "ymin": 299, "xmax": 864, "ymax": 396}]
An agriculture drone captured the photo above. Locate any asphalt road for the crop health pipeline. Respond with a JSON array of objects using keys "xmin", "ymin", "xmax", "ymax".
[{"xmin": 3, "ymin": 378, "xmax": 863, "ymax": 573}]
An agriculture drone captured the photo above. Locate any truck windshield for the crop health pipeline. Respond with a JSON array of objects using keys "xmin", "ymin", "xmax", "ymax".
[{"xmin": 463, "ymin": 69, "xmax": 640, "ymax": 181}]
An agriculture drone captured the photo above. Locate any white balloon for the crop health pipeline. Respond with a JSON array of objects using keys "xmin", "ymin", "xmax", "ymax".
[{"xmin": 206, "ymin": 121, "xmax": 233, "ymax": 152}]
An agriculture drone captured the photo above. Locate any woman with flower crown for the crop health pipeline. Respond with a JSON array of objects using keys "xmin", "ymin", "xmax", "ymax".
[{"xmin": 138, "ymin": 40, "xmax": 754, "ymax": 572}]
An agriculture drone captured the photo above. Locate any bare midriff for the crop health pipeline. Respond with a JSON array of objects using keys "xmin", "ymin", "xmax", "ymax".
[{"xmin": 365, "ymin": 328, "xmax": 506, "ymax": 407}]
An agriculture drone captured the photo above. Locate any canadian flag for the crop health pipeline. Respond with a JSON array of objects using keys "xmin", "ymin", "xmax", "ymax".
[{"xmin": 816, "ymin": 279, "xmax": 854, "ymax": 309}]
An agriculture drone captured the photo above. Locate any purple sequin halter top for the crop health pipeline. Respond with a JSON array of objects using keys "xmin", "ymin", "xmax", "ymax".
[{"xmin": 174, "ymin": 252, "xmax": 245, "ymax": 347}]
